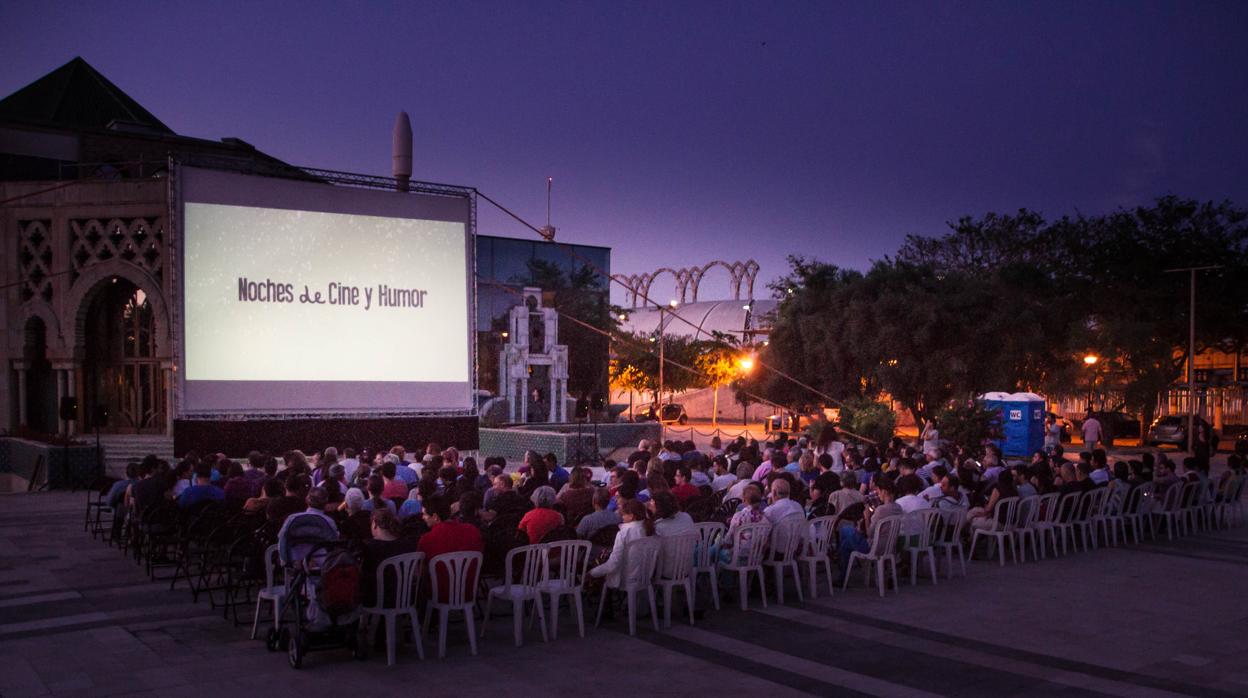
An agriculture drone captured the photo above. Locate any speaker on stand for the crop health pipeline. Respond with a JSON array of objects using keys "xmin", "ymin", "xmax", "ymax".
[{"xmin": 588, "ymin": 392, "xmax": 605, "ymax": 466}]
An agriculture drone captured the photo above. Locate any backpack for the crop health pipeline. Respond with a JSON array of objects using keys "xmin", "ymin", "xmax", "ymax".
[{"xmin": 317, "ymin": 549, "xmax": 361, "ymax": 618}]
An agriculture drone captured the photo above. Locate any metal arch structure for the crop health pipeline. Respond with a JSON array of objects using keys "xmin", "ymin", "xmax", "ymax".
[{"xmin": 612, "ymin": 259, "xmax": 759, "ymax": 309}]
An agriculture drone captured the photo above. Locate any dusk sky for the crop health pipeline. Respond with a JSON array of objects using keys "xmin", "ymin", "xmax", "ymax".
[{"xmin": 3, "ymin": 1, "xmax": 1247, "ymax": 305}]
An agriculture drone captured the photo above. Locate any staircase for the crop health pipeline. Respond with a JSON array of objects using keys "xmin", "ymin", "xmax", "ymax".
[{"xmin": 96, "ymin": 434, "xmax": 175, "ymax": 478}]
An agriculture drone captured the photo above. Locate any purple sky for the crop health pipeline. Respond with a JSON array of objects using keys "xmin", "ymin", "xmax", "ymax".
[{"xmin": 3, "ymin": 2, "xmax": 1246, "ymax": 305}]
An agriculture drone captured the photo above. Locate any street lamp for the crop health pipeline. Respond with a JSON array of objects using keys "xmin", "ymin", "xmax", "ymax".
[
  {"xmin": 656, "ymin": 300, "xmax": 678, "ymax": 437},
  {"xmin": 1083, "ymin": 354, "xmax": 1099, "ymax": 410}
]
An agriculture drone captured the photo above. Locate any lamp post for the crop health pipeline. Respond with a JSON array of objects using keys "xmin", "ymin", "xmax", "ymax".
[
  {"xmin": 1083, "ymin": 354, "xmax": 1099, "ymax": 411},
  {"xmin": 738, "ymin": 355, "xmax": 754, "ymax": 427},
  {"xmin": 1164, "ymin": 265, "xmax": 1222, "ymax": 452},
  {"xmin": 656, "ymin": 299, "xmax": 677, "ymax": 438}
]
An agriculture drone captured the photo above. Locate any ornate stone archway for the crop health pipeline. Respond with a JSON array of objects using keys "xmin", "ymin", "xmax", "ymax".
[{"xmin": 612, "ymin": 259, "xmax": 759, "ymax": 309}]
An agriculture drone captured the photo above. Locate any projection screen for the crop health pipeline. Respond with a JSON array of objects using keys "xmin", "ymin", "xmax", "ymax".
[{"xmin": 177, "ymin": 166, "xmax": 474, "ymax": 414}]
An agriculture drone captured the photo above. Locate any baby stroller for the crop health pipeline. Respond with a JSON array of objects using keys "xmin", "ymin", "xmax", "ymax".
[{"xmin": 268, "ymin": 513, "xmax": 367, "ymax": 668}]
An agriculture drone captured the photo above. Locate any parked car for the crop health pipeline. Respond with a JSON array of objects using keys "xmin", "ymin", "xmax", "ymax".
[
  {"xmin": 1146, "ymin": 414, "xmax": 1219, "ymax": 450},
  {"xmin": 638, "ymin": 403, "xmax": 688, "ymax": 425},
  {"xmin": 1070, "ymin": 411, "xmax": 1141, "ymax": 444}
]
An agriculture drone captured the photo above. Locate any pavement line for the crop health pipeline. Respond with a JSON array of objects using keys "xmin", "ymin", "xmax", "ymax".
[
  {"xmin": 756, "ymin": 604, "xmax": 1181, "ymax": 698},
  {"xmin": 663, "ymin": 623, "xmax": 944, "ymax": 698},
  {"xmin": 0, "ymin": 590, "xmax": 81, "ymax": 608},
  {"xmin": 0, "ymin": 602, "xmax": 212, "ymax": 637}
]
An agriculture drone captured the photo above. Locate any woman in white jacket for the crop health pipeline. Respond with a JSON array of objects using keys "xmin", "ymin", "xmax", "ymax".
[{"xmin": 590, "ymin": 499, "xmax": 654, "ymax": 588}]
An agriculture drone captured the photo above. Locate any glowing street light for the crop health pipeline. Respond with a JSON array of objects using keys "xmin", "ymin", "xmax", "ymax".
[
  {"xmin": 1083, "ymin": 354, "xmax": 1099, "ymax": 366},
  {"xmin": 668, "ymin": 299, "xmax": 679, "ymax": 308},
  {"xmin": 739, "ymin": 356, "xmax": 755, "ymax": 372}
]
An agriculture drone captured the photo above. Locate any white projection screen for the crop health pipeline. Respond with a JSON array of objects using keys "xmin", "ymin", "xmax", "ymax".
[{"xmin": 177, "ymin": 166, "xmax": 474, "ymax": 414}]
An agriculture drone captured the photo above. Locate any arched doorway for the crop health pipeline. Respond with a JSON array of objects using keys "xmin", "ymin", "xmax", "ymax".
[
  {"xmin": 23, "ymin": 317, "xmax": 57, "ymax": 434},
  {"xmin": 83, "ymin": 278, "xmax": 165, "ymax": 433}
]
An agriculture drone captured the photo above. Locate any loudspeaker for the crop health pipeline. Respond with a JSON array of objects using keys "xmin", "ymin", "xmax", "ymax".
[
  {"xmin": 59, "ymin": 396, "xmax": 78, "ymax": 422},
  {"xmin": 92, "ymin": 405, "xmax": 110, "ymax": 429},
  {"xmin": 575, "ymin": 394, "xmax": 590, "ymax": 420},
  {"xmin": 590, "ymin": 392, "xmax": 605, "ymax": 411}
]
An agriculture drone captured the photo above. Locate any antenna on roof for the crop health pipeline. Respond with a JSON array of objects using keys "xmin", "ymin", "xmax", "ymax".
[{"xmin": 539, "ymin": 176, "xmax": 556, "ymax": 240}]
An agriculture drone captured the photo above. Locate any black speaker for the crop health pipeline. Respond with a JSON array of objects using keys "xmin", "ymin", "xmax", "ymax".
[
  {"xmin": 92, "ymin": 405, "xmax": 110, "ymax": 429},
  {"xmin": 59, "ymin": 396, "xmax": 78, "ymax": 422},
  {"xmin": 590, "ymin": 392, "xmax": 605, "ymax": 411},
  {"xmin": 575, "ymin": 394, "xmax": 590, "ymax": 420}
]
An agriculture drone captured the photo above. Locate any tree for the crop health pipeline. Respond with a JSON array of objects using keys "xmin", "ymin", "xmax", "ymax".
[
  {"xmin": 696, "ymin": 343, "xmax": 746, "ymax": 426},
  {"xmin": 840, "ymin": 397, "xmax": 897, "ymax": 446},
  {"xmin": 609, "ymin": 361, "xmax": 647, "ymax": 419},
  {"xmin": 934, "ymin": 401, "xmax": 1003, "ymax": 455}
]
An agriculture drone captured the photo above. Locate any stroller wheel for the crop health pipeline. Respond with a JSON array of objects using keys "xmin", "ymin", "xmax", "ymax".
[
  {"xmin": 266, "ymin": 628, "xmax": 281, "ymax": 652},
  {"xmin": 288, "ymin": 630, "xmax": 305, "ymax": 669}
]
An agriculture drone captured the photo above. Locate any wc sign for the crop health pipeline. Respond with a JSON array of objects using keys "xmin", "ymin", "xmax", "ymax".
[{"xmin": 1009, "ymin": 409, "xmax": 1022, "ymax": 420}]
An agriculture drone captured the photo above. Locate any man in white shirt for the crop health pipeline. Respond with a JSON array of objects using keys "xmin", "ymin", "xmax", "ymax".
[
  {"xmin": 710, "ymin": 456, "xmax": 738, "ymax": 493},
  {"xmin": 919, "ymin": 465, "xmax": 948, "ymax": 502},
  {"xmin": 1081, "ymin": 413, "xmax": 1103, "ymax": 451},
  {"xmin": 895, "ymin": 475, "xmax": 930, "ymax": 513},
  {"xmin": 339, "ymin": 448, "xmax": 361, "ymax": 483},
  {"xmin": 827, "ymin": 472, "xmax": 865, "ymax": 513},
  {"xmin": 763, "ymin": 479, "xmax": 804, "ymax": 523}
]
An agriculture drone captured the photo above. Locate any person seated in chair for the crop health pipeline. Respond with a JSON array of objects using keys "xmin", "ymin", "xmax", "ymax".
[
  {"xmin": 518, "ymin": 486, "xmax": 564, "ymax": 544},
  {"xmin": 578, "ymin": 487, "xmax": 622, "ymax": 541},
  {"xmin": 417, "ymin": 496, "xmax": 483, "ymax": 602},
  {"xmin": 360, "ymin": 508, "xmax": 420, "ymax": 607},
  {"xmin": 178, "ymin": 461, "xmax": 224, "ymax": 509},
  {"xmin": 763, "ymin": 478, "xmax": 804, "ymax": 523},
  {"xmin": 650, "ymin": 491, "xmax": 694, "ymax": 537}
]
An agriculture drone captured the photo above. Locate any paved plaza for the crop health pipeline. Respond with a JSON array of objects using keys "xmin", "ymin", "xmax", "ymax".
[{"xmin": 1, "ymin": 492, "xmax": 1246, "ymax": 697}]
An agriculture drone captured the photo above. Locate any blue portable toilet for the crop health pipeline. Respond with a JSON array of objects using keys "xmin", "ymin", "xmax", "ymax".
[{"xmin": 979, "ymin": 392, "xmax": 1046, "ymax": 457}]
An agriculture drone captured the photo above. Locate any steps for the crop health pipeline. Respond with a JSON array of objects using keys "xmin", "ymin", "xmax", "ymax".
[{"xmin": 96, "ymin": 434, "xmax": 175, "ymax": 478}]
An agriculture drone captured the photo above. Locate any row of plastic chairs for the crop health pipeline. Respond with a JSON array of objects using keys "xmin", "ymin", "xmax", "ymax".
[{"xmin": 966, "ymin": 474, "xmax": 1248, "ymax": 570}]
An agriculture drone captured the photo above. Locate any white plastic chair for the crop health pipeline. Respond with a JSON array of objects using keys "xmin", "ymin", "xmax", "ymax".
[
  {"xmin": 594, "ymin": 535, "xmax": 661, "ymax": 636},
  {"xmin": 970, "ymin": 496, "xmax": 1019, "ymax": 566},
  {"xmin": 537, "ymin": 539, "xmax": 591, "ymax": 639},
  {"xmin": 424, "ymin": 551, "xmax": 483, "ymax": 658},
  {"xmin": 799, "ymin": 515, "xmax": 837, "ymax": 599},
  {"xmin": 720, "ymin": 521, "xmax": 771, "ymax": 610},
  {"xmin": 1150, "ymin": 484, "xmax": 1185, "ymax": 541},
  {"xmin": 361, "ymin": 551, "xmax": 425, "ymax": 665},
  {"xmin": 1071, "ymin": 488, "xmax": 1108, "ymax": 551},
  {"xmin": 1178, "ymin": 480, "xmax": 1207, "ymax": 533},
  {"xmin": 763, "ymin": 517, "xmax": 806, "ymax": 604},
  {"xmin": 691, "ymin": 522, "xmax": 726, "ymax": 610},
  {"xmin": 482, "ymin": 544, "xmax": 548, "ymax": 647},
  {"xmin": 902, "ymin": 509, "xmax": 942, "ymax": 584},
  {"xmin": 1012, "ymin": 496, "xmax": 1042, "ymax": 561},
  {"xmin": 1096, "ymin": 485, "xmax": 1126, "ymax": 546},
  {"xmin": 932, "ymin": 507, "xmax": 967, "ymax": 578},
  {"xmin": 654, "ymin": 533, "xmax": 697, "ymax": 627},
  {"xmin": 843, "ymin": 516, "xmax": 900, "ymax": 597},
  {"xmin": 1120, "ymin": 482, "xmax": 1153, "ymax": 544},
  {"xmin": 250, "ymin": 544, "xmax": 286, "ymax": 640},
  {"xmin": 1026, "ymin": 493, "xmax": 1060, "ymax": 559},
  {"xmin": 1046, "ymin": 492, "xmax": 1082, "ymax": 555},
  {"xmin": 1215, "ymin": 475, "xmax": 1246, "ymax": 528}
]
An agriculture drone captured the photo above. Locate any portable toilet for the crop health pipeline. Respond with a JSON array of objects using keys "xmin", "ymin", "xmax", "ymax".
[{"xmin": 979, "ymin": 392, "xmax": 1046, "ymax": 457}]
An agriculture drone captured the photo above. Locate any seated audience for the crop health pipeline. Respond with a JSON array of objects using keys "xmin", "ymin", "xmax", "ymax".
[{"xmin": 518, "ymin": 486, "xmax": 564, "ymax": 544}]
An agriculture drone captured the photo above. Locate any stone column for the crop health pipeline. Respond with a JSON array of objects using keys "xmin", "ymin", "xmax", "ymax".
[
  {"xmin": 15, "ymin": 362, "xmax": 29, "ymax": 428},
  {"xmin": 55, "ymin": 367, "xmax": 66, "ymax": 436},
  {"xmin": 519, "ymin": 377, "xmax": 529, "ymax": 423},
  {"xmin": 65, "ymin": 367, "xmax": 77, "ymax": 437},
  {"xmin": 551, "ymin": 379, "xmax": 561, "ymax": 424},
  {"xmin": 164, "ymin": 364, "xmax": 175, "ymax": 437}
]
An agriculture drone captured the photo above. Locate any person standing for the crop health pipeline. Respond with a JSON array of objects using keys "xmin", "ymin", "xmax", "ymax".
[
  {"xmin": 1081, "ymin": 413, "xmax": 1103, "ymax": 451},
  {"xmin": 1043, "ymin": 415, "xmax": 1062, "ymax": 454},
  {"xmin": 920, "ymin": 419, "xmax": 940, "ymax": 456}
]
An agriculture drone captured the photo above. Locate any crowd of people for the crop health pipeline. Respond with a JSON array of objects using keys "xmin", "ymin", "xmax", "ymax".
[{"xmin": 103, "ymin": 426, "xmax": 1247, "ymax": 649}]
